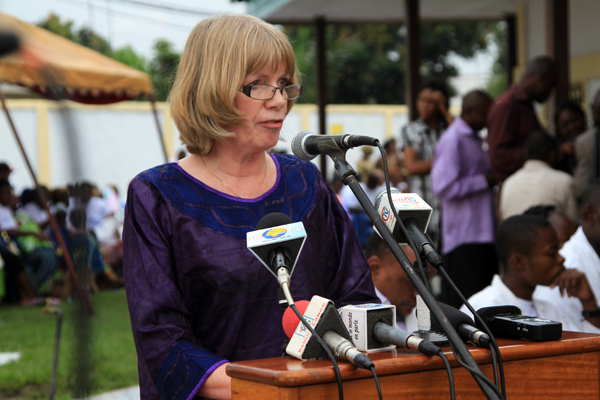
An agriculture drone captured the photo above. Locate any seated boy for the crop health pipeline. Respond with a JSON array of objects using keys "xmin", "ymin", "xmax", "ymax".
[{"xmin": 460, "ymin": 214, "xmax": 600, "ymax": 333}]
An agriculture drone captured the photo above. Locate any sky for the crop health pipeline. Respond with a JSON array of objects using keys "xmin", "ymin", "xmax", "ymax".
[
  {"xmin": 0, "ymin": 0, "xmax": 248, "ymax": 58},
  {"xmin": 0, "ymin": 0, "xmax": 495, "ymax": 93}
]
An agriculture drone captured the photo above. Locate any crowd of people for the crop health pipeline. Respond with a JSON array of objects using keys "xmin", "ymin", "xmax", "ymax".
[
  {"xmin": 336, "ymin": 55, "xmax": 600, "ymax": 337},
  {"xmin": 0, "ymin": 167, "xmax": 125, "ymax": 306}
]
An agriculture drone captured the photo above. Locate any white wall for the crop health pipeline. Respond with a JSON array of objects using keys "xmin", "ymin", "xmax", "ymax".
[{"xmin": 1, "ymin": 100, "xmax": 413, "ymax": 199}]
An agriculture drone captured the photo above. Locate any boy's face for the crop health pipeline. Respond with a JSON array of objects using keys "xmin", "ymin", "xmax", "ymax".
[{"xmin": 522, "ymin": 226, "xmax": 565, "ymax": 287}]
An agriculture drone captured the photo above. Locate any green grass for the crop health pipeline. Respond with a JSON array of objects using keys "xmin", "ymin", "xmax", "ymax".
[{"xmin": 0, "ymin": 290, "xmax": 138, "ymax": 399}]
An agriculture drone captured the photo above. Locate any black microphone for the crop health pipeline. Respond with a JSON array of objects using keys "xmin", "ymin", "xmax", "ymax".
[
  {"xmin": 431, "ymin": 302, "xmax": 491, "ymax": 348},
  {"xmin": 291, "ymin": 130, "xmax": 379, "ymax": 161},
  {"xmin": 374, "ymin": 187, "xmax": 443, "ymax": 269},
  {"xmin": 247, "ymin": 213, "xmax": 307, "ymax": 287},
  {"xmin": 339, "ymin": 304, "xmax": 440, "ymax": 355}
]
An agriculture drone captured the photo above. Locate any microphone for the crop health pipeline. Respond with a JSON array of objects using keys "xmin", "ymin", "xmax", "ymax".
[
  {"xmin": 374, "ymin": 187, "xmax": 442, "ymax": 268},
  {"xmin": 291, "ymin": 130, "xmax": 379, "ymax": 161},
  {"xmin": 431, "ymin": 302, "xmax": 491, "ymax": 348},
  {"xmin": 339, "ymin": 304, "xmax": 440, "ymax": 356},
  {"xmin": 247, "ymin": 213, "xmax": 307, "ymax": 287},
  {"xmin": 283, "ymin": 298, "xmax": 374, "ymax": 370}
]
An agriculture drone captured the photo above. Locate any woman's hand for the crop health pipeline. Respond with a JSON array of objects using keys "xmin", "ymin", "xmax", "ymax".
[
  {"xmin": 196, "ymin": 363, "xmax": 231, "ymax": 399},
  {"xmin": 431, "ymin": 90, "xmax": 453, "ymax": 126}
]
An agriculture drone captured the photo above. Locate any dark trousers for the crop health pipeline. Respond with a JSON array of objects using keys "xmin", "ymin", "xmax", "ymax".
[{"xmin": 440, "ymin": 243, "xmax": 498, "ymax": 309}]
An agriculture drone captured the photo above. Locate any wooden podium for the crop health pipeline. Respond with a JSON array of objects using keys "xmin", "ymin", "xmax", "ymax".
[{"xmin": 226, "ymin": 332, "xmax": 600, "ymax": 399}]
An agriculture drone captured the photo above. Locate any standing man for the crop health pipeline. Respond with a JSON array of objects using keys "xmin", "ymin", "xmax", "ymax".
[
  {"xmin": 432, "ymin": 90, "xmax": 497, "ymax": 308},
  {"xmin": 487, "ymin": 56, "xmax": 558, "ymax": 180},
  {"xmin": 573, "ymin": 89, "xmax": 600, "ymax": 198}
]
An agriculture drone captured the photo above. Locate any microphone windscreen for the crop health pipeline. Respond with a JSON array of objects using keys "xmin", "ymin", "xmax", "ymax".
[
  {"xmin": 291, "ymin": 130, "xmax": 316, "ymax": 161},
  {"xmin": 256, "ymin": 212, "xmax": 293, "ymax": 230},
  {"xmin": 282, "ymin": 300, "xmax": 310, "ymax": 338},
  {"xmin": 431, "ymin": 302, "xmax": 475, "ymax": 332}
]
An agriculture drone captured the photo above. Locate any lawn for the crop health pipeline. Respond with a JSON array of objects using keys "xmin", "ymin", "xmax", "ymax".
[{"xmin": 0, "ymin": 289, "xmax": 139, "ymax": 399}]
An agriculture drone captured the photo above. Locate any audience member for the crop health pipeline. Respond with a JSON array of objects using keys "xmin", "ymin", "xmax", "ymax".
[
  {"xmin": 376, "ymin": 139, "xmax": 406, "ymax": 191},
  {"xmin": 400, "ymin": 81, "xmax": 452, "ymax": 246},
  {"xmin": 535, "ymin": 181, "xmax": 600, "ymax": 319},
  {"xmin": 356, "ymin": 146, "xmax": 375, "ymax": 183},
  {"xmin": 573, "ymin": 89, "xmax": 600, "ymax": 198},
  {"xmin": 487, "ymin": 56, "xmax": 558, "ymax": 180},
  {"xmin": 500, "ymin": 130, "xmax": 577, "ymax": 221},
  {"xmin": 341, "ymin": 170, "xmax": 384, "ymax": 247},
  {"xmin": 432, "ymin": 90, "xmax": 498, "ymax": 308},
  {"xmin": 69, "ymin": 181, "xmax": 110, "ymax": 232},
  {"xmin": 17, "ymin": 186, "xmax": 50, "ymax": 229},
  {"xmin": 461, "ymin": 215, "xmax": 600, "ymax": 333},
  {"xmin": 0, "ymin": 179, "xmax": 38, "ymax": 305},
  {"xmin": 555, "ymin": 101, "xmax": 587, "ymax": 175},
  {"xmin": 364, "ymin": 232, "xmax": 418, "ymax": 332},
  {"xmin": 0, "ymin": 180, "xmax": 56, "ymax": 294},
  {"xmin": 0, "ymin": 162, "xmax": 12, "ymax": 181},
  {"xmin": 523, "ymin": 205, "xmax": 576, "ymax": 249}
]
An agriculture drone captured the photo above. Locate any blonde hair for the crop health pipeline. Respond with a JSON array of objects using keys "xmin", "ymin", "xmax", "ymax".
[{"xmin": 169, "ymin": 14, "xmax": 299, "ymax": 155}]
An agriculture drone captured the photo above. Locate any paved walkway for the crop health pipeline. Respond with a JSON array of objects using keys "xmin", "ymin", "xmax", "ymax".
[{"xmin": 76, "ymin": 386, "xmax": 140, "ymax": 400}]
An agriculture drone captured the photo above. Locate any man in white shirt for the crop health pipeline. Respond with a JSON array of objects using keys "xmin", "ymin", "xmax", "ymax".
[
  {"xmin": 364, "ymin": 232, "xmax": 418, "ymax": 332},
  {"xmin": 500, "ymin": 130, "xmax": 577, "ymax": 222},
  {"xmin": 535, "ymin": 181, "xmax": 600, "ymax": 321},
  {"xmin": 461, "ymin": 214, "xmax": 600, "ymax": 333}
]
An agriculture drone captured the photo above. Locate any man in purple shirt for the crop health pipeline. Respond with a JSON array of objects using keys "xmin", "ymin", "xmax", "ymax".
[{"xmin": 432, "ymin": 90, "xmax": 498, "ymax": 308}]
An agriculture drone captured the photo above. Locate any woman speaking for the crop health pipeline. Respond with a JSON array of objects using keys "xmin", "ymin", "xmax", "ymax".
[{"xmin": 123, "ymin": 14, "xmax": 378, "ymax": 400}]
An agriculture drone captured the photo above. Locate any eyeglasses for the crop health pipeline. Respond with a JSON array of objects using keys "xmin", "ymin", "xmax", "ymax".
[{"xmin": 239, "ymin": 83, "xmax": 303, "ymax": 100}]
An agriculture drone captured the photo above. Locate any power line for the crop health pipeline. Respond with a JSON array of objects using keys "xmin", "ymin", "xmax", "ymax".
[
  {"xmin": 52, "ymin": 0, "xmax": 195, "ymax": 31},
  {"xmin": 115, "ymin": 0, "xmax": 221, "ymax": 16}
]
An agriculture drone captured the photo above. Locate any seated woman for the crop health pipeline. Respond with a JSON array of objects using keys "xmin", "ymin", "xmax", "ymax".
[{"xmin": 123, "ymin": 14, "xmax": 379, "ymax": 400}]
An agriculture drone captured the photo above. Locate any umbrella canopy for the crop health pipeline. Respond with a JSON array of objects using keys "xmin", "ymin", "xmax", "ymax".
[{"xmin": 0, "ymin": 13, "xmax": 153, "ymax": 104}]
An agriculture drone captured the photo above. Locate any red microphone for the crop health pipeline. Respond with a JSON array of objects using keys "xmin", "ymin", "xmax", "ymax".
[
  {"xmin": 282, "ymin": 300, "xmax": 310, "ymax": 338},
  {"xmin": 281, "ymin": 296, "xmax": 374, "ymax": 369}
]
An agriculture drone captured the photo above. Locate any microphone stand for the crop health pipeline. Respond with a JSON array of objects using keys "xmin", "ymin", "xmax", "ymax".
[
  {"xmin": 329, "ymin": 149, "xmax": 499, "ymax": 400},
  {"xmin": 412, "ymin": 256, "xmax": 448, "ymax": 345}
]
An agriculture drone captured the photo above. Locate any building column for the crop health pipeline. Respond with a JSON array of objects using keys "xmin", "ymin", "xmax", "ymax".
[
  {"xmin": 405, "ymin": 0, "xmax": 420, "ymax": 121},
  {"xmin": 315, "ymin": 17, "xmax": 327, "ymax": 177},
  {"xmin": 505, "ymin": 14, "xmax": 517, "ymax": 86},
  {"xmin": 547, "ymin": 0, "xmax": 570, "ymax": 131}
]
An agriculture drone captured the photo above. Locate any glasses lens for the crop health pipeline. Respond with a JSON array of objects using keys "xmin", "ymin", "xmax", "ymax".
[
  {"xmin": 249, "ymin": 85, "xmax": 274, "ymax": 100},
  {"xmin": 283, "ymin": 85, "xmax": 302, "ymax": 100}
]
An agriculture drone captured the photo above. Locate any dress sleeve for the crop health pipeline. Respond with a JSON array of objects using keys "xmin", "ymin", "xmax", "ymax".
[
  {"xmin": 123, "ymin": 177, "xmax": 227, "ymax": 400},
  {"xmin": 311, "ymin": 169, "xmax": 380, "ymax": 307},
  {"xmin": 432, "ymin": 137, "xmax": 488, "ymax": 200}
]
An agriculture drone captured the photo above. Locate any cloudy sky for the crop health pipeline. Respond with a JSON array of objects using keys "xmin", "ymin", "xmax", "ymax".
[{"xmin": 0, "ymin": 0, "xmax": 247, "ymax": 57}]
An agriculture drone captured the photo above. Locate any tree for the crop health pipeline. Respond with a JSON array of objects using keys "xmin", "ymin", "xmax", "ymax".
[
  {"xmin": 113, "ymin": 46, "xmax": 147, "ymax": 73},
  {"xmin": 286, "ymin": 21, "xmax": 498, "ymax": 104},
  {"xmin": 148, "ymin": 39, "xmax": 180, "ymax": 101},
  {"xmin": 485, "ymin": 21, "xmax": 509, "ymax": 99}
]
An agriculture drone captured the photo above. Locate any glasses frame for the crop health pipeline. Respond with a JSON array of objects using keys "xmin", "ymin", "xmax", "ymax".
[{"xmin": 239, "ymin": 83, "xmax": 303, "ymax": 100}]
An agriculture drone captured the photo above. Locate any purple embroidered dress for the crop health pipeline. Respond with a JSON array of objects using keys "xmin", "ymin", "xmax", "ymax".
[{"xmin": 123, "ymin": 153, "xmax": 379, "ymax": 400}]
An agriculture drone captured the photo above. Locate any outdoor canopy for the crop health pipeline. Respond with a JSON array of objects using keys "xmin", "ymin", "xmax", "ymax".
[{"xmin": 0, "ymin": 12, "xmax": 153, "ymax": 104}]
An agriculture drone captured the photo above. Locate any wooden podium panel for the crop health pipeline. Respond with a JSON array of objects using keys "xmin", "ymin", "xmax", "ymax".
[{"xmin": 227, "ymin": 332, "xmax": 600, "ymax": 399}]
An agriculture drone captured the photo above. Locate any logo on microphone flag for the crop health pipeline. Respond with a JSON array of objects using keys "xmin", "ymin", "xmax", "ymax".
[{"xmin": 263, "ymin": 228, "xmax": 287, "ymax": 239}]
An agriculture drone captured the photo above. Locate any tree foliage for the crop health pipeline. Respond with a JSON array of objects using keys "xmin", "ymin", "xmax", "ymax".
[
  {"xmin": 286, "ymin": 21, "xmax": 498, "ymax": 104},
  {"xmin": 148, "ymin": 40, "xmax": 180, "ymax": 101}
]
